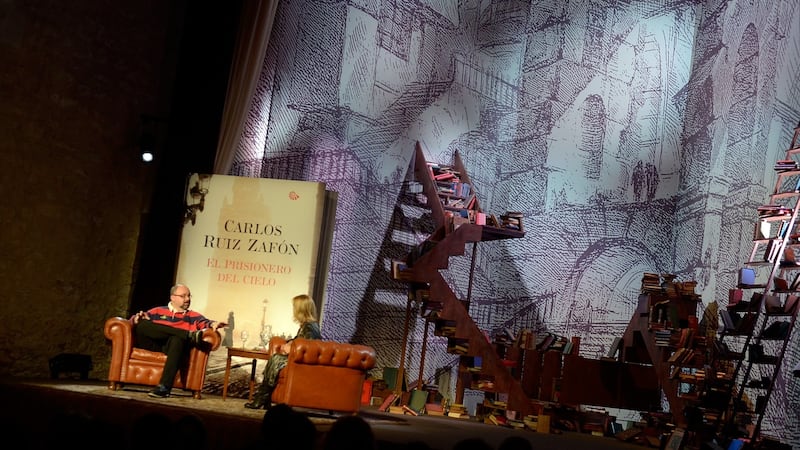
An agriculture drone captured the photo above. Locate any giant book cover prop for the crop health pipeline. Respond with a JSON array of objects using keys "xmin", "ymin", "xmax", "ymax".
[{"xmin": 175, "ymin": 174, "xmax": 337, "ymax": 345}]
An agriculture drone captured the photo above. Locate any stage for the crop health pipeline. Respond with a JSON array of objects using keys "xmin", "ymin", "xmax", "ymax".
[{"xmin": 0, "ymin": 377, "xmax": 646, "ymax": 450}]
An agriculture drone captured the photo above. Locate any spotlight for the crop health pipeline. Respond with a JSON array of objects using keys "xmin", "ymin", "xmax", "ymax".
[
  {"xmin": 139, "ymin": 130, "xmax": 156, "ymax": 162},
  {"xmin": 138, "ymin": 115, "xmax": 163, "ymax": 163}
]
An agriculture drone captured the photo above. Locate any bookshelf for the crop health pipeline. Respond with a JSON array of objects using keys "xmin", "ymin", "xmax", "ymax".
[
  {"xmin": 617, "ymin": 273, "xmax": 705, "ymax": 428},
  {"xmin": 411, "ymin": 142, "xmax": 526, "ymax": 241},
  {"xmin": 392, "ymin": 143, "xmax": 529, "ymax": 418},
  {"xmin": 714, "ymin": 123, "xmax": 800, "ymax": 446}
]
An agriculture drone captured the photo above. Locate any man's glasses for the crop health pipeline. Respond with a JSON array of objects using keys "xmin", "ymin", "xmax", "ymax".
[{"xmin": 172, "ymin": 293, "xmax": 192, "ymax": 299}]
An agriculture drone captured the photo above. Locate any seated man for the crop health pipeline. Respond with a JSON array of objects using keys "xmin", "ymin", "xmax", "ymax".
[{"xmin": 131, "ymin": 283, "xmax": 226, "ymax": 398}]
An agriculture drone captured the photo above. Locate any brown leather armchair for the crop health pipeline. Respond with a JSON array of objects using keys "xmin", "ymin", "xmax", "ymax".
[
  {"xmin": 268, "ymin": 336, "xmax": 377, "ymax": 413},
  {"xmin": 104, "ymin": 316, "xmax": 221, "ymax": 399}
]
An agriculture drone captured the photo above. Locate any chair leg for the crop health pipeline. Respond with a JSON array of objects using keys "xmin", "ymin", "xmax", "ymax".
[{"xmin": 192, "ymin": 390, "xmax": 202, "ymax": 399}]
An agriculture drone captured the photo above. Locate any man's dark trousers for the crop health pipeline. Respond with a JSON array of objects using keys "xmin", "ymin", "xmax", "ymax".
[{"xmin": 135, "ymin": 320, "xmax": 191, "ymax": 389}]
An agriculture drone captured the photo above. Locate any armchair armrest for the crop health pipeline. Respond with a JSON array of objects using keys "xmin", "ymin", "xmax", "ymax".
[
  {"xmin": 268, "ymin": 336, "xmax": 287, "ymax": 356},
  {"xmin": 104, "ymin": 317, "xmax": 134, "ymax": 378},
  {"xmin": 200, "ymin": 327, "xmax": 222, "ymax": 351}
]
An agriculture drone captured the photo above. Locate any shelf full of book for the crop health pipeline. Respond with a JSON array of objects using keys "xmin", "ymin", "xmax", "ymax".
[
  {"xmin": 714, "ymin": 123, "xmax": 800, "ymax": 446},
  {"xmin": 623, "ymin": 273, "xmax": 706, "ymax": 427},
  {"xmin": 412, "ymin": 142, "xmax": 525, "ymax": 240},
  {"xmin": 392, "ymin": 144, "xmax": 532, "ymax": 419}
]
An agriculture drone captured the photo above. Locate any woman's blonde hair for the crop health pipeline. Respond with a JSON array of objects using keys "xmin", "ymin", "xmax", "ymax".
[{"xmin": 292, "ymin": 294, "xmax": 318, "ymax": 323}]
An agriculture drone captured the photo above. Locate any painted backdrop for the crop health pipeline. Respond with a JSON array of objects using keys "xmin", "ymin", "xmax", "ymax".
[{"xmin": 227, "ymin": 0, "xmax": 799, "ymax": 444}]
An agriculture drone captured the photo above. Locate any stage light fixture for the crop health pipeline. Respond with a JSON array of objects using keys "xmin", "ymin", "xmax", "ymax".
[{"xmin": 138, "ymin": 115, "xmax": 162, "ymax": 163}]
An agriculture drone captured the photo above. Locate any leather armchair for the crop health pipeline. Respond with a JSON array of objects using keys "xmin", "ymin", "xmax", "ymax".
[
  {"xmin": 103, "ymin": 316, "xmax": 221, "ymax": 399},
  {"xmin": 268, "ymin": 336, "xmax": 377, "ymax": 413}
]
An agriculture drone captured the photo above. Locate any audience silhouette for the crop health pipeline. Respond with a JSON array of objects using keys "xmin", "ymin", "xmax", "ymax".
[
  {"xmin": 259, "ymin": 403, "xmax": 317, "ymax": 450},
  {"xmin": 451, "ymin": 437, "xmax": 493, "ymax": 450},
  {"xmin": 322, "ymin": 414, "xmax": 376, "ymax": 450},
  {"xmin": 128, "ymin": 412, "xmax": 174, "ymax": 450},
  {"xmin": 498, "ymin": 435, "xmax": 533, "ymax": 450},
  {"xmin": 174, "ymin": 414, "xmax": 208, "ymax": 450},
  {"xmin": 45, "ymin": 410, "xmax": 124, "ymax": 450}
]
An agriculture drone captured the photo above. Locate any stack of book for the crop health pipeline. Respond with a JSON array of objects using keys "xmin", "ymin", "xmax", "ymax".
[
  {"xmin": 427, "ymin": 163, "xmax": 461, "ymax": 182},
  {"xmin": 425, "ymin": 402, "xmax": 445, "ymax": 416},
  {"xmin": 436, "ymin": 320, "xmax": 457, "ymax": 337},
  {"xmin": 507, "ymin": 418, "xmax": 525, "ymax": 429},
  {"xmin": 774, "ymin": 159, "xmax": 798, "ymax": 171},
  {"xmin": 758, "ymin": 204, "xmax": 792, "ymax": 217},
  {"xmin": 641, "ymin": 273, "xmax": 662, "ymax": 293},
  {"xmin": 447, "ymin": 403, "xmax": 469, "ymax": 419},
  {"xmin": 654, "ymin": 329, "xmax": 672, "ymax": 346},
  {"xmin": 499, "ymin": 212, "xmax": 524, "ymax": 232},
  {"xmin": 472, "ymin": 378, "xmax": 495, "ymax": 390},
  {"xmin": 391, "ymin": 260, "xmax": 412, "ymax": 281},
  {"xmin": 494, "ymin": 327, "xmax": 516, "ymax": 346},
  {"xmin": 675, "ymin": 280, "xmax": 698, "ymax": 296},
  {"xmin": 668, "ymin": 347, "xmax": 696, "ymax": 366},
  {"xmin": 436, "ymin": 180, "xmax": 471, "ymax": 198},
  {"xmin": 447, "ymin": 338, "xmax": 469, "ymax": 354}
]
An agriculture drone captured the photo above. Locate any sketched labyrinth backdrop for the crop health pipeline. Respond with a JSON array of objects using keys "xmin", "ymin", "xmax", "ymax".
[{"xmin": 224, "ymin": 1, "xmax": 800, "ymax": 444}]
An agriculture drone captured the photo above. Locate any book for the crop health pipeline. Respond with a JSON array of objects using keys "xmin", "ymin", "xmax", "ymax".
[
  {"xmin": 687, "ymin": 315, "xmax": 698, "ymax": 331},
  {"xmin": 391, "ymin": 260, "xmax": 412, "ymax": 281},
  {"xmin": 791, "ymin": 273, "xmax": 800, "ymax": 290},
  {"xmin": 738, "ymin": 268, "xmax": 756, "ymax": 286},
  {"xmin": 761, "ymin": 320, "xmax": 790, "ymax": 339},
  {"xmin": 783, "ymin": 246, "xmax": 800, "ymax": 267},
  {"xmin": 764, "ymin": 239, "xmax": 782, "ymax": 262},
  {"xmin": 378, "ymin": 393, "xmax": 399, "ymax": 412},
  {"xmin": 668, "ymin": 347, "xmax": 687, "ymax": 364},
  {"xmin": 785, "ymin": 294, "xmax": 799, "ymax": 313},
  {"xmin": 676, "ymin": 328, "xmax": 694, "ymax": 348},
  {"xmin": 729, "ymin": 288, "xmax": 743, "ymax": 304},
  {"xmin": 720, "ymin": 310, "xmax": 736, "ymax": 331},
  {"xmin": 424, "ymin": 402, "xmax": 444, "ymax": 415},
  {"xmin": 755, "ymin": 221, "xmax": 771, "ymax": 239},
  {"xmin": 401, "ymin": 404, "xmax": 419, "ymax": 416},
  {"xmin": 433, "ymin": 172, "xmax": 457, "ymax": 181},
  {"xmin": 407, "ymin": 389, "xmax": 428, "ymax": 413},
  {"xmin": 447, "ymin": 403, "xmax": 469, "ymax": 419},
  {"xmin": 605, "ymin": 337, "xmax": 622, "ymax": 358},
  {"xmin": 664, "ymin": 428, "xmax": 686, "ymax": 450},
  {"xmin": 382, "ymin": 367, "xmax": 407, "ymax": 391},
  {"xmin": 764, "ymin": 294, "xmax": 783, "ymax": 313},
  {"xmin": 537, "ymin": 333, "xmax": 556, "ymax": 351},
  {"xmin": 773, "ymin": 277, "xmax": 789, "ymax": 291},
  {"xmin": 750, "ymin": 292, "xmax": 765, "ymax": 309},
  {"xmin": 499, "ymin": 212, "xmax": 524, "ymax": 232},
  {"xmin": 737, "ymin": 312, "xmax": 757, "ymax": 333}
]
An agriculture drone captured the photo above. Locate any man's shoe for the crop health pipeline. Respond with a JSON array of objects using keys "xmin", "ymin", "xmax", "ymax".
[
  {"xmin": 148, "ymin": 385, "xmax": 171, "ymax": 398},
  {"xmin": 189, "ymin": 329, "xmax": 205, "ymax": 346}
]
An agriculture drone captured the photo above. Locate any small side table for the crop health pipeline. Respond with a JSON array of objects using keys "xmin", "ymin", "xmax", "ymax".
[{"xmin": 222, "ymin": 347, "xmax": 271, "ymax": 401}]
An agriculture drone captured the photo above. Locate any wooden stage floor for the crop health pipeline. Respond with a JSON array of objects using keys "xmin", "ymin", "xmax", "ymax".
[{"xmin": 0, "ymin": 377, "xmax": 647, "ymax": 450}]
